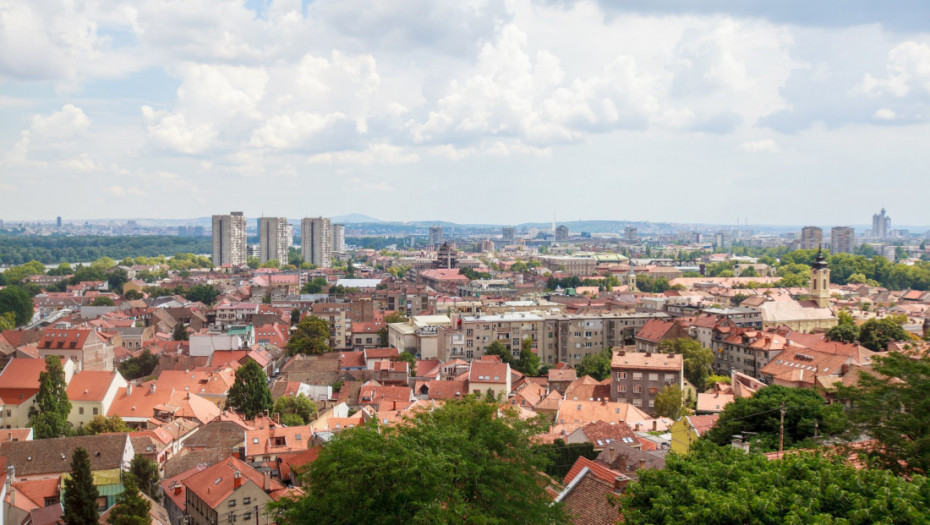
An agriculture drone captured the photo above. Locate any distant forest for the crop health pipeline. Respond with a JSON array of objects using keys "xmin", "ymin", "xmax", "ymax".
[{"xmin": 0, "ymin": 235, "xmax": 212, "ymax": 265}]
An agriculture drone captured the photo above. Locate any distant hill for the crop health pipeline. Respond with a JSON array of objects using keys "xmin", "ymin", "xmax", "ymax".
[{"xmin": 333, "ymin": 213, "xmax": 382, "ymax": 223}]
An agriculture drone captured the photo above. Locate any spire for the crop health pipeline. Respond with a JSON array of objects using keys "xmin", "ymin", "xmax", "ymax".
[{"xmin": 812, "ymin": 247, "xmax": 828, "ymax": 270}]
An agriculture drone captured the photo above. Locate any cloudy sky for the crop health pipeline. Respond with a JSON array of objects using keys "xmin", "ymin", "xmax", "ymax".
[{"xmin": 2, "ymin": 0, "xmax": 929, "ymax": 227}]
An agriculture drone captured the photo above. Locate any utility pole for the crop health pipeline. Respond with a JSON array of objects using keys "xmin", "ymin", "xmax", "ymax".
[{"xmin": 778, "ymin": 402, "xmax": 786, "ymax": 458}]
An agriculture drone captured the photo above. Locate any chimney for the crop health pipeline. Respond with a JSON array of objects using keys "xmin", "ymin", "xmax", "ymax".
[
  {"xmin": 233, "ymin": 470, "xmax": 242, "ymax": 489},
  {"xmin": 652, "ymin": 420, "xmax": 657, "ymax": 431},
  {"xmin": 263, "ymin": 470, "xmax": 271, "ymax": 492},
  {"xmin": 273, "ymin": 412, "xmax": 280, "ymax": 424},
  {"xmin": 149, "ymin": 384, "xmax": 156, "ymax": 394},
  {"xmin": 127, "ymin": 383, "xmax": 133, "ymax": 396},
  {"xmin": 634, "ymin": 423, "xmax": 641, "ymax": 431},
  {"xmin": 173, "ymin": 483, "xmax": 182, "ymax": 495},
  {"xmin": 638, "ymin": 459, "xmax": 646, "ymax": 471},
  {"xmin": 617, "ymin": 455, "xmax": 627, "ymax": 472},
  {"xmin": 607, "ymin": 446, "xmax": 615, "ymax": 463}
]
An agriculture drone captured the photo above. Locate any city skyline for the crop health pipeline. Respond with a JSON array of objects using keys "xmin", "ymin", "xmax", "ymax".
[{"xmin": 2, "ymin": 2, "xmax": 930, "ymax": 224}]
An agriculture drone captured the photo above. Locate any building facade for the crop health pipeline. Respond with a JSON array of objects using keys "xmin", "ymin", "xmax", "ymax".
[
  {"xmin": 301, "ymin": 217, "xmax": 332, "ymax": 268},
  {"xmin": 429, "ymin": 226, "xmax": 444, "ymax": 246},
  {"xmin": 332, "ymin": 223, "xmax": 346, "ymax": 253},
  {"xmin": 212, "ymin": 212, "xmax": 247, "ymax": 266},
  {"xmin": 800, "ymin": 226, "xmax": 823, "ymax": 250},
  {"xmin": 872, "ymin": 208, "xmax": 891, "ymax": 238},
  {"xmin": 258, "ymin": 217, "xmax": 289, "ymax": 263},
  {"xmin": 610, "ymin": 350, "xmax": 683, "ymax": 415},
  {"xmin": 830, "ymin": 226, "xmax": 854, "ymax": 254},
  {"xmin": 502, "ymin": 227, "xmax": 515, "ymax": 243}
]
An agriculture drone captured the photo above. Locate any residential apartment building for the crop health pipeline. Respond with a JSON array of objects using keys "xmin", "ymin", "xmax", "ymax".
[
  {"xmin": 800, "ymin": 226, "xmax": 823, "ymax": 250},
  {"xmin": 537, "ymin": 256, "xmax": 595, "ymax": 276},
  {"xmin": 610, "ymin": 350, "xmax": 683, "ymax": 415},
  {"xmin": 301, "ymin": 217, "xmax": 332, "ymax": 268},
  {"xmin": 437, "ymin": 311, "xmax": 669, "ymax": 365},
  {"xmin": 555, "ymin": 225, "xmax": 570, "ymax": 242},
  {"xmin": 831, "ymin": 226, "xmax": 854, "ymax": 254},
  {"xmin": 502, "ymin": 226, "xmax": 515, "ymax": 243},
  {"xmin": 212, "ymin": 212, "xmax": 247, "ymax": 266},
  {"xmin": 429, "ymin": 226, "xmax": 443, "ymax": 246},
  {"xmin": 258, "ymin": 217, "xmax": 290, "ymax": 263},
  {"xmin": 333, "ymin": 223, "xmax": 346, "ymax": 253},
  {"xmin": 872, "ymin": 208, "xmax": 891, "ymax": 239},
  {"xmin": 183, "ymin": 458, "xmax": 283, "ymax": 525},
  {"xmin": 36, "ymin": 328, "xmax": 114, "ymax": 371}
]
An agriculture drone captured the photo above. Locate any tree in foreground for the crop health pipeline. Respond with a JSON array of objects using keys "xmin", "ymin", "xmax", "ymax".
[
  {"xmin": 704, "ymin": 385, "xmax": 847, "ymax": 452},
  {"xmin": 225, "ymin": 360, "xmax": 273, "ymax": 419},
  {"xmin": 837, "ymin": 352, "xmax": 930, "ymax": 476},
  {"xmin": 483, "ymin": 340, "xmax": 515, "ymax": 366},
  {"xmin": 621, "ymin": 442, "xmax": 930, "ymax": 524},
  {"xmin": 857, "ymin": 317, "xmax": 911, "ymax": 351},
  {"xmin": 62, "ymin": 447, "xmax": 100, "ymax": 525},
  {"xmin": 107, "ymin": 473, "xmax": 151, "ymax": 525},
  {"xmin": 285, "ymin": 316, "xmax": 331, "ymax": 355},
  {"xmin": 269, "ymin": 396, "xmax": 568, "ymax": 524},
  {"xmin": 129, "ymin": 455, "xmax": 161, "ymax": 502},
  {"xmin": 30, "ymin": 356, "xmax": 72, "ymax": 439}
]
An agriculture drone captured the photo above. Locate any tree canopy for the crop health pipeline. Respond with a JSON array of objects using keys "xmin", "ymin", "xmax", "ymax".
[
  {"xmin": 704, "ymin": 385, "xmax": 847, "ymax": 452},
  {"xmin": 106, "ymin": 473, "xmax": 151, "ymax": 525},
  {"xmin": 621, "ymin": 441, "xmax": 930, "ymax": 524},
  {"xmin": 857, "ymin": 317, "xmax": 911, "ymax": 351},
  {"xmin": 129, "ymin": 455, "xmax": 161, "ymax": 503},
  {"xmin": 118, "ymin": 349, "xmax": 159, "ymax": 380},
  {"xmin": 574, "ymin": 347, "xmax": 613, "ymax": 381},
  {"xmin": 273, "ymin": 394, "xmax": 317, "ymax": 426},
  {"xmin": 62, "ymin": 447, "xmax": 100, "ymax": 525},
  {"xmin": 225, "ymin": 360, "xmax": 273, "ymax": 419},
  {"xmin": 659, "ymin": 338, "xmax": 714, "ymax": 392},
  {"xmin": 30, "ymin": 356, "xmax": 72, "ymax": 439},
  {"xmin": 516, "ymin": 337, "xmax": 541, "ymax": 376},
  {"xmin": 837, "ymin": 352, "xmax": 930, "ymax": 476},
  {"xmin": 484, "ymin": 340, "xmax": 516, "ymax": 366},
  {"xmin": 0, "ymin": 285, "xmax": 33, "ymax": 326},
  {"xmin": 269, "ymin": 397, "xmax": 567, "ymax": 524},
  {"xmin": 286, "ymin": 316, "xmax": 332, "ymax": 355}
]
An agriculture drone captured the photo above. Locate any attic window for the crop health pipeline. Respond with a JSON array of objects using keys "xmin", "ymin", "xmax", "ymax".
[
  {"xmin": 252, "ymin": 438, "xmax": 259, "ymax": 444},
  {"xmin": 295, "ymin": 434, "xmax": 302, "ymax": 440},
  {"xmin": 213, "ymin": 478, "xmax": 222, "ymax": 485}
]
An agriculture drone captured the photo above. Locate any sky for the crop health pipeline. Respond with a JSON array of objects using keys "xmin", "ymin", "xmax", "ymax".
[{"xmin": 1, "ymin": 0, "xmax": 930, "ymax": 227}]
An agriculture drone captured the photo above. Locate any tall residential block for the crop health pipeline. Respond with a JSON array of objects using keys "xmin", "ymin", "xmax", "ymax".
[
  {"xmin": 429, "ymin": 226, "xmax": 443, "ymax": 246},
  {"xmin": 624, "ymin": 227, "xmax": 637, "ymax": 243},
  {"xmin": 555, "ymin": 225, "xmax": 569, "ymax": 242},
  {"xmin": 258, "ymin": 217, "xmax": 290, "ymax": 263},
  {"xmin": 302, "ymin": 217, "xmax": 333, "ymax": 268},
  {"xmin": 502, "ymin": 226, "xmax": 515, "ymax": 243},
  {"xmin": 212, "ymin": 212, "xmax": 247, "ymax": 266},
  {"xmin": 333, "ymin": 223, "xmax": 346, "ymax": 253},
  {"xmin": 872, "ymin": 208, "xmax": 891, "ymax": 239},
  {"xmin": 800, "ymin": 226, "xmax": 823, "ymax": 250},
  {"xmin": 830, "ymin": 226, "xmax": 854, "ymax": 254}
]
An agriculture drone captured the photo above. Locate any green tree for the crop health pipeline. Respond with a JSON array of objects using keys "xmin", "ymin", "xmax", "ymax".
[
  {"xmin": 622, "ymin": 441, "xmax": 930, "ymax": 524},
  {"xmin": 172, "ymin": 323, "xmax": 189, "ymax": 341},
  {"xmin": 0, "ymin": 286, "xmax": 33, "ymax": 326},
  {"xmin": 91, "ymin": 296, "xmax": 115, "ymax": 306},
  {"xmin": 107, "ymin": 268, "xmax": 129, "ymax": 294},
  {"xmin": 301, "ymin": 276, "xmax": 329, "ymax": 294},
  {"xmin": 574, "ymin": 348, "xmax": 613, "ymax": 381},
  {"xmin": 107, "ymin": 473, "xmax": 151, "ymax": 525},
  {"xmin": 704, "ymin": 385, "xmax": 847, "ymax": 452},
  {"xmin": 392, "ymin": 350, "xmax": 417, "ymax": 369},
  {"xmin": 516, "ymin": 338, "xmax": 541, "ymax": 376},
  {"xmin": 3, "ymin": 260, "xmax": 46, "ymax": 283},
  {"xmin": 30, "ymin": 356, "xmax": 72, "ymax": 439},
  {"xmin": 286, "ymin": 316, "xmax": 331, "ymax": 356},
  {"xmin": 290, "ymin": 308, "xmax": 301, "ymax": 325},
  {"xmin": 80, "ymin": 415, "xmax": 129, "ymax": 435},
  {"xmin": 182, "ymin": 284, "xmax": 219, "ymax": 305},
  {"xmin": 62, "ymin": 447, "xmax": 100, "ymax": 525},
  {"xmin": 0, "ymin": 312, "xmax": 15, "ymax": 331},
  {"xmin": 129, "ymin": 455, "xmax": 161, "ymax": 502},
  {"xmin": 124, "ymin": 289, "xmax": 143, "ymax": 300},
  {"xmin": 259, "ymin": 259, "xmax": 281, "ymax": 269},
  {"xmin": 654, "ymin": 384, "xmax": 688, "ymax": 419},
  {"xmin": 273, "ymin": 394, "xmax": 318, "ymax": 425},
  {"xmin": 826, "ymin": 310, "xmax": 860, "ymax": 343},
  {"xmin": 246, "ymin": 255, "xmax": 260, "ymax": 269},
  {"xmin": 837, "ymin": 352, "xmax": 930, "ymax": 476},
  {"xmin": 659, "ymin": 338, "xmax": 714, "ymax": 392},
  {"xmin": 269, "ymin": 397, "xmax": 567, "ymax": 524},
  {"xmin": 225, "ymin": 360, "xmax": 273, "ymax": 419},
  {"xmin": 858, "ymin": 317, "xmax": 911, "ymax": 351},
  {"xmin": 118, "ymin": 350, "xmax": 159, "ymax": 380},
  {"xmin": 484, "ymin": 340, "xmax": 516, "ymax": 366}
]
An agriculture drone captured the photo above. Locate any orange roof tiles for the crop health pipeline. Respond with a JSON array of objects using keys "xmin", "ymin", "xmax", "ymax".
[
  {"xmin": 65, "ymin": 371, "xmax": 118, "ymax": 402},
  {"xmin": 610, "ymin": 351, "xmax": 683, "ymax": 371},
  {"xmin": 184, "ymin": 457, "xmax": 284, "ymax": 509}
]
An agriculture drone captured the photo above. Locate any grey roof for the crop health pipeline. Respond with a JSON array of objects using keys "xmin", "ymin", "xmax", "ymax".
[{"xmin": 0, "ymin": 434, "xmax": 129, "ymax": 476}]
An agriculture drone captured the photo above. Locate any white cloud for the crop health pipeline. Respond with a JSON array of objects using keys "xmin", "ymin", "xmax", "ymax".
[
  {"xmin": 31, "ymin": 104, "xmax": 91, "ymax": 139},
  {"xmin": 874, "ymin": 108, "xmax": 897, "ymax": 120},
  {"xmin": 738, "ymin": 139, "xmax": 779, "ymax": 153}
]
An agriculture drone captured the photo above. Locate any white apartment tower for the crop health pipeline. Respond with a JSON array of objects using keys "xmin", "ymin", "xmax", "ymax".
[
  {"xmin": 259, "ymin": 217, "xmax": 290, "ymax": 263},
  {"xmin": 212, "ymin": 212, "xmax": 247, "ymax": 266},
  {"xmin": 302, "ymin": 217, "xmax": 333, "ymax": 268},
  {"xmin": 333, "ymin": 223, "xmax": 346, "ymax": 253}
]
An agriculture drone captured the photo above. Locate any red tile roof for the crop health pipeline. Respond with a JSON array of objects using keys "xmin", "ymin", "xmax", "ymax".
[{"xmin": 184, "ymin": 457, "xmax": 284, "ymax": 509}]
